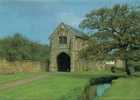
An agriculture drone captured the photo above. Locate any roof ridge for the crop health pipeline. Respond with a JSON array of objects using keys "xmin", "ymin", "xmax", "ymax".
[
  {"xmin": 49, "ymin": 22, "xmax": 88, "ymax": 39},
  {"xmin": 61, "ymin": 23, "xmax": 88, "ymax": 39}
]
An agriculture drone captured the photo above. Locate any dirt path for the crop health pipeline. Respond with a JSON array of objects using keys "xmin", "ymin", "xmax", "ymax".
[{"xmin": 0, "ymin": 74, "xmax": 47, "ymax": 91}]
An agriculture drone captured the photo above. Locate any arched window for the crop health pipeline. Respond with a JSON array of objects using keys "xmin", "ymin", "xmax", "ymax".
[{"xmin": 59, "ymin": 36, "xmax": 67, "ymax": 44}]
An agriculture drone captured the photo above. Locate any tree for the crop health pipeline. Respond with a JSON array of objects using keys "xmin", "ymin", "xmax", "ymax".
[
  {"xmin": 0, "ymin": 33, "xmax": 50, "ymax": 62},
  {"xmin": 80, "ymin": 4, "xmax": 140, "ymax": 75}
]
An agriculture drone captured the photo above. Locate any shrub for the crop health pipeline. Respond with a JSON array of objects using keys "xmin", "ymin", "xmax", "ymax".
[{"xmin": 111, "ymin": 66, "xmax": 125, "ymax": 73}]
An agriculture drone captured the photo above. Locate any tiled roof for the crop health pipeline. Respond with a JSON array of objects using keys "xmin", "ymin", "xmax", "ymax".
[
  {"xmin": 50, "ymin": 22, "xmax": 88, "ymax": 39},
  {"xmin": 61, "ymin": 23, "xmax": 88, "ymax": 39}
]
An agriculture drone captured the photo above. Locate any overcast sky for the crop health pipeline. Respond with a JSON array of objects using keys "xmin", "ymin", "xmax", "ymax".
[{"xmin": 0, "ymin": 0, "xmax": 139, "ymax": 44}]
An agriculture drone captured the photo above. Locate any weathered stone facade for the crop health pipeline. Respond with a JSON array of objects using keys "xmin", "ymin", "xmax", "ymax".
[
  {"xmin": 49, "ymin": 23, "xmax": 125, "ymax": 72},
  {"xmin": 49, "ymin": 23, "xmax": 88, "ymax": 72}
]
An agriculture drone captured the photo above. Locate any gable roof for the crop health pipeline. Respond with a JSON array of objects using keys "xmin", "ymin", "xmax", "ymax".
[{"xmin": 49, "ymin": 22, "xmax": 88, "ymax": 39}]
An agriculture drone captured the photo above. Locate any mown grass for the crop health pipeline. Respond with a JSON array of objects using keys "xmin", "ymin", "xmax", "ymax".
[
  {"xmin": 101, "ymin": 75, "xmax": 140, "ymax": 100},
  {"xmin": 0, "ymin": 71, "xmax": 111, "ymax": 100},
  {"xmin": 2, "ymin": 70, "xmax": 139, "ymax": 100},
  {"xmin": 0, "ymin": 72, "xmax": 45, "ymax": 85}
]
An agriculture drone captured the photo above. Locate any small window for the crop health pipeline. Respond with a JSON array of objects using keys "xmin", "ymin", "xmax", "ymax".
[{"xmin": 59, "ymin": 36, "xmax": 67, "ymax": 44}]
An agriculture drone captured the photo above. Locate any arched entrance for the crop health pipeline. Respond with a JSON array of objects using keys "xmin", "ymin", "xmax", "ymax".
[{"xmin": 57, "ymin": 52, "xmax": 71, "ymax": 72}]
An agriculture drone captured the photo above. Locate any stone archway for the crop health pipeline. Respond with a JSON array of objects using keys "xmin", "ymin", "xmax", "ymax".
[{"xmin": 57, "ymin": 52, "xmax": 71, "ymax": 72}]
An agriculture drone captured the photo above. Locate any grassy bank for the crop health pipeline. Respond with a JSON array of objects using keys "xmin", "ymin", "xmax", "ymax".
[
  {"xmin": 0, "ymin": 71, "xmax": 111, "ymax": 100},
  {"xmin": 101, "ymin": 76, "xmax": 140, "ymax": 100}
]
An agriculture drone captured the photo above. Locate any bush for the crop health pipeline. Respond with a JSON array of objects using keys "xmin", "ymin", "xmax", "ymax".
[
  {"xmin": 0, "ymin": 33, "xmax": 50, "ymax": 62},
  {"xmin": 111, "ymin": 66, "xmax": 125, "ymax": 73},
  {"xmin": 128, "ymin": 60, "xmax": 140, "ymax": 72},
  {"xmin": 135, "ymin": 66, "xmax": 140, "ymax": 72}
]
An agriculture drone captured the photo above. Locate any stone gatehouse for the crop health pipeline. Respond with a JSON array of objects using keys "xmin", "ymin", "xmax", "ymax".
[{"xmin": 49, "ymin": 23, "xmax": 88, "ymax": 72}]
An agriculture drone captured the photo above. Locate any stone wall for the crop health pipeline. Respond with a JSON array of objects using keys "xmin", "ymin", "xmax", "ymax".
[
  {"xmin": 0, "ymin": 59, "xmax": 48, "ymax": 74},
  {"xmin": 78, "ymin": 59, "xmax": 124, "ymax": 72}
]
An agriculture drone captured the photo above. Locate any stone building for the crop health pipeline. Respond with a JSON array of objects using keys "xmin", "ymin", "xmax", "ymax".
[{"xmin": 49, "ymin": 23, "xmax": 89, "ymax": 72}]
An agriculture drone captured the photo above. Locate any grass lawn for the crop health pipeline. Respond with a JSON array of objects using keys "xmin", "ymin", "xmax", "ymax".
[
  {"xmin": 0, "ymin": 72, "xmax": 45, "ymax": 85},
  {"xmin": 101, "ymin": 76, "xmax": 140, "ymax": 100},
  {"xmin": 0, "ymin": 71, "xmax": 111, "ymax": 100},
  {"xmin": 1, "ymin": 71, "xmax": 139, "ymax": 100}
]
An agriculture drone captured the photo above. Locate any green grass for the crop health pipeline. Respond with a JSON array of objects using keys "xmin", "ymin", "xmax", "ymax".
[
  {"xmin": 0, "ymin": 72, "xmax": 45, "ymax": 85},
  {"xmin": 101, "ymin": 76, "xmax": 140, "ymax": 100},
  {"xmin": 2, "ymin": 71, "xmax": 139, "ymax": 100},
  {"xmin": 0, "ymin": 71, "xmax": 110, "ymax": 100}
]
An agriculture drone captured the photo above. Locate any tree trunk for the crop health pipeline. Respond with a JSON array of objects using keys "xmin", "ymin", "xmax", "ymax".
[{"xmin": 124, "ymin": 59, "xmax": 131, "ymax": 75}]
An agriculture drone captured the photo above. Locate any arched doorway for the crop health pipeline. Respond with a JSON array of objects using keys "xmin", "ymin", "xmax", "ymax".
[{"xmin": 57, "ymin": 52, "xmax": 71, "ymax": 72}]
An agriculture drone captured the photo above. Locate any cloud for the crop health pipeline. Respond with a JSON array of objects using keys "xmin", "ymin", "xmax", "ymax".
[{"xmin": 57, "ymin": 12, "xmax": 83, "ymax": 27}]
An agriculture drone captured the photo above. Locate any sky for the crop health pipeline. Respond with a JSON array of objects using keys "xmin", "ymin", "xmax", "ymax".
[{"xmin": 0, "ymin": 0, "xmax": 139, "ymax": 44}]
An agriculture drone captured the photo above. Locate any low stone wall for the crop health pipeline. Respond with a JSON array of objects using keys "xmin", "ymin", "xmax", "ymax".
[
  {"xmin": 78, "ymin": 59, "xmax": 124, "ymax": 72},
  {"xmin": 0, "ymin": 59, "xmax": 48, "ymax": 74},
  {"xmin": 78, "ymin": 60, "xmax": 106, "ymax": 72}
]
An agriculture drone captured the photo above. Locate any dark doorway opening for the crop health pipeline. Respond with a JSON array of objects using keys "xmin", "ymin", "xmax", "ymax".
[{"xmin": 57, "ymin": 52, "xmax": 70, "ymax": 72}]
